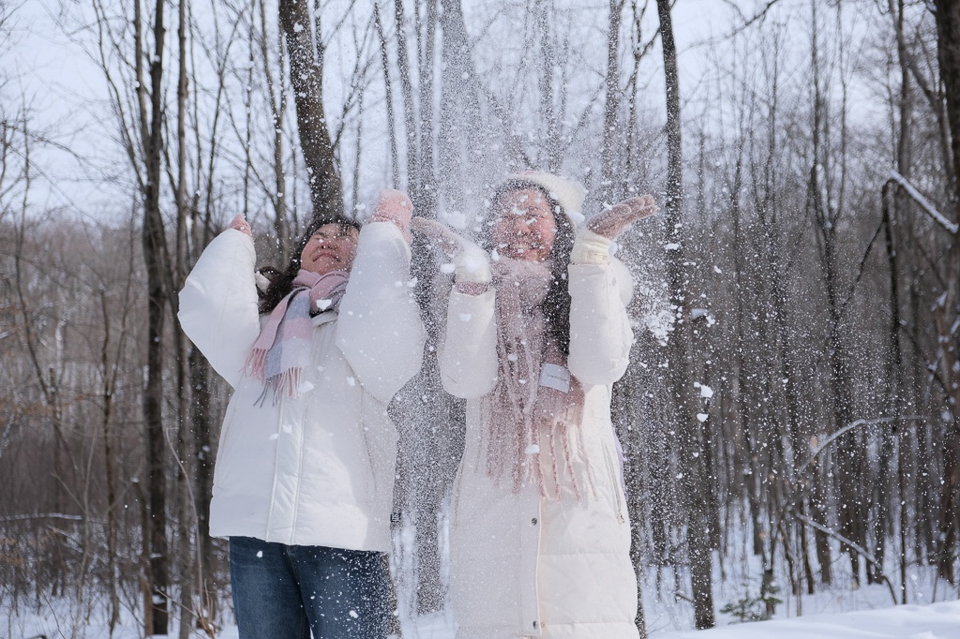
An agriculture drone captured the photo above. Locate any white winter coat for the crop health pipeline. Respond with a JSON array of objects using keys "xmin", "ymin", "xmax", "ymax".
[
  {"xmin": 178, "ymin": 222, "xmax": 425, "ymax": 552},
  {"xmin": 439, "ymin": 258, "xmax": 640, "ymax": 639}
]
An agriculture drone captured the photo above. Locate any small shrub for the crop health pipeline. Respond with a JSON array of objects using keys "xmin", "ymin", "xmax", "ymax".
[{"xmin": 719, "ymin": 583, "xmax": 782, "ymax": 623}]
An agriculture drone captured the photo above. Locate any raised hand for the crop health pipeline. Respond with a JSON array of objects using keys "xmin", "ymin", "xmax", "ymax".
[
  {"xmin": 410, "ymin": 217, "xmax": 464, "ymax": 257},
  {"xmin": 587, "ymin": 195, "xmax": 657, "ymax": 240},
  {"xmin": 369, "ymin": 189, "xmax": 414, "ymax": 242},
  {"xmin": 410, "ymin": 217, "xmax": 491, "ymax": 284},
  {"xmin": 228, "ymin": 214, "xmax": 252, "ymax": 236}
]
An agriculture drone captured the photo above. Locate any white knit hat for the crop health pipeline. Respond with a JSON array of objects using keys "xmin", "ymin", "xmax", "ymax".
[{"xmin": 502, "ymin": 170, "xmax": 587, "ymax": 227}]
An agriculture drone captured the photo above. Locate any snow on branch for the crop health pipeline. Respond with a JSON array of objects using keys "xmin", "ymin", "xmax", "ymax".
[
  {"xmin": 797, "ymin": 415, "xmax": 926, "ymax": 478},
  {"xmin": 0, "ymin": 512, "xmax": 84, "ymax": 522},
  {"xmin": 888, "ymin": 169, "xmax": 959, "ymax": 235}
]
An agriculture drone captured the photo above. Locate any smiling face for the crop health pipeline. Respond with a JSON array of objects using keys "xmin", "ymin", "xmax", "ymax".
[
  {"xmin": 490, "ymin": 187, "xmax": 558, "ymax": 262},
  {"xmin": 299, "ymin": 223, "xmax": 360, "ymax": 275}
]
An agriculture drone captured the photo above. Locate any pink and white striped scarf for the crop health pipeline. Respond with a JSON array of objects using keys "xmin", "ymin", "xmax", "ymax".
[
  {"xmin": 481, "ymin": 257, "xmax": 592, "ymax": 500},
  {"xmin": 245, "ymin": 269, "xmax": 348, "ymax": 403}
]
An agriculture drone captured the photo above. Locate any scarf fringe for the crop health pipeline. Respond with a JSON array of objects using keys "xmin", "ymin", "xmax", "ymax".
[
  {"xmin": 534, "ymin": 398, "xmax": 597, "ymax": 502},
  {"xmin": 481, "ymin": 258, "xmax": 594, "ymax": 502},
  {"xmin": 482, "ymin": 397, "xmax": 596, "ymax": 502},
  {"xmin": 245, "ymin": 347, "xmax": 268, "ymax": 382},
  {"xmin": 254, "ymin": 368, "xmax": 303, "ymax": 406}
]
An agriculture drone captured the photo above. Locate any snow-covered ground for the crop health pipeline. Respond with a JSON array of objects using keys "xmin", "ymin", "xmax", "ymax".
[
  {"xmin": 9, "ymin": 600, "xmax": 960, "ymax": 639},
  {"xmin": 655, "ymin": 600, "xmax": 960, "ymax": 639},
  {"xmin": 7, "ymin": 519, "xmax": 959, "ymax": 638},
  {"xmin": 8, "ymin": 579, "xmax": 960, "ymax": 638},
  {"xmin": 404, "ymin": 583, "xmax": 960, "ymax": 639}
]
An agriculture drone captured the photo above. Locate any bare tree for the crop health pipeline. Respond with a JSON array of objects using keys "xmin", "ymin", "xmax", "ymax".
[
  {"xmin": 374, "ymin": 3, "xmax": 401, "ymax": 187},
  {"xmin": 278, "ymin": 0, "xmax": 344, "ymax": 221},
  {"xmin": 656, "ymin": 0, "xmax": 715, "ymax": 629},
  {"xmin": 600, "ymin": 0, "xmax": 626, "ymax": 205},
  {"xmin": 137, "ymin": 0, "xmax": 172, "ymax": 630},
  {"xmin": 929, "ymin": 0, "xmax": 960, "ymax": 585}
]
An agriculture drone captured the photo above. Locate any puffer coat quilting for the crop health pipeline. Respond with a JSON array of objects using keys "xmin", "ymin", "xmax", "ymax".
[
  {"xmin": 438, "ymin": 258, "xmax": 640, "ymax": 639},
  {"xmin": 178, "ymin": 222, "xmax": 425, "ymax": 552}
]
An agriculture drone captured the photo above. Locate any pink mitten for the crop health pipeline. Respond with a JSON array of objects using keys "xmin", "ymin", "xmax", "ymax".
[
  {"xmin": 572, "ymin": 195, "xmax": 657, "ymax": 265},
  {"xmin": 586, "ymin": 195, "xmax": 657, "ymax": 240},
  {"xmin": 227, "ymin": 214, "xmax": 252, "ymax": 236},
  {"xmin": 369, "ymin": 189, "xmax": 414, "ymax": 242}
]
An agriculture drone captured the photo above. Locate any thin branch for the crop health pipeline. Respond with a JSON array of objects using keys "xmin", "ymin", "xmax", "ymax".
[
  {"xmin": 794, "ymin": 513, "xmax": 898, "ymax": 604},
  {"xmin": 797, "ymin": 415, "xmax": 926, "ymax": 478},
  {"xmin": 836, "ymin": 216, "xmax": 885, "ymax": 322},
  {"xmin": 720, "ymin": 0, "xmax": 786, "ymax": 38},
  {"xmin": 887, "ymin": 170, "xmax": 959, "ymax": 234}
]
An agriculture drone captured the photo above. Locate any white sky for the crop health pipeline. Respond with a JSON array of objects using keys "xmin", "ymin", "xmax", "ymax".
[{"xmin": 3, "ymin": 0, "xmax": 894, "ymax": 224}]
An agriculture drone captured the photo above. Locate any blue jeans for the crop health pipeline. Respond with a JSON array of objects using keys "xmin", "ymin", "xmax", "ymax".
[{"xmin": 229, "ymin": 536, "xmax": 390, "ymax": 639}]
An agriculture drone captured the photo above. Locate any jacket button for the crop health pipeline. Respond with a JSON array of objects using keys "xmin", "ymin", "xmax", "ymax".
[{"xmin": 531, "ymin": 517, "xmax": 538, "ymax": 525}]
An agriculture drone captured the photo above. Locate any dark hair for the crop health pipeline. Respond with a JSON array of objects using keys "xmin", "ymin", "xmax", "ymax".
[
  {"xmin": 258, "ymin": 217, "xmax": 361, "ymax": 315},
  {"xmin": 486, "ymin": 180, "xmax": 575, "ymax": 356}
]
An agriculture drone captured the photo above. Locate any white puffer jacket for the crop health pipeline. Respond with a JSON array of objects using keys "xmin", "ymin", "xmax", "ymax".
[
  {"xmin": 178, "ymin": 222, "xmax": 425, "ymax": 551},
  {"xmin": 439, "ymin": 257, "xmax": 640, "ymax": 639}
]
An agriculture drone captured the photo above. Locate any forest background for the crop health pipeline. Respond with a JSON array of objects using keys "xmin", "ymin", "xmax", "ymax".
[{"xmin": 2, "ymin": 0, "xmax": 960, "ymax": 636}]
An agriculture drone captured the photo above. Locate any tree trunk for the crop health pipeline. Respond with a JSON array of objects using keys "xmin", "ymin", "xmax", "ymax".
[
  {"xmin": 175, "ymin": 1, "xmax": 195, "ymax": 634},
  {"xmin": 140, "ymin": 0, "xmax": 170, "ymax": 631},
  {"xmin": 882, "ymin": 181, "xmax": 908, "ymax": 601},
  {"xmin": 880, "ymin": 0, "xmax": 912, "ymax": 599},
  {"xmin": 374, "ymin": 4, "xmax": 400, "ymax": 187},
  {"xmin": 438, "ymin": 0, "xmax": 482, "ymax": 214},
  {"xmin": 278, "ymin": 0, "xmax": 343, "ymax": 222},
  {"xmin": 387, "ymin": 0, "xmax": 446, "ymax": 622},
  {"xmin": 396, "ymin": 0, "xmax": 483, "ymax": 614},
  {"xmin": 190, "ymin": 100, "xmax": 218, "ymax": 626},
  {"xmin": 656, "ymin": 0, "xmax": 714, "ymax": 629},
  {"xmin": 932, "ymin": 0, "xmax": 960, "ymax": 586},
  {"xmin": 98, "ymin": 288, "xmax": 121, "ymax": 631},
  {"xmin": 259, "ymin": 0, "xmax": 289, "ymax": 261},
  {"xmin": 393, "ymin": 0, "xmax": 421, "ymax": 204},
  {"xmin": 417, "ymin": 0, "xmax": 438, "ymax": 214},
  {"xmin": 600, "ymin": 0, "xmax": 625, "ymax": 204},
  {"xmin": 808, "ymin": 0, "xmax": 861, "ymax": 587},
  {"xmin": 537, "ymin": 0, "xmax": 561, "ymax": 174},
  {"xmin": 934, "ymin": 0, "xmax": 960, "ymax": 193}
]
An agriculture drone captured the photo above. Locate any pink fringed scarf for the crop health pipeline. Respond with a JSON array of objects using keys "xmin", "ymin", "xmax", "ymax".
[
  {"xmin": 245, "ymin": 269, "xmax": 348, "ymax": 404},
  {"xmin": 481, "ymin": 257, "xmax": 594, "ymax": 500}
]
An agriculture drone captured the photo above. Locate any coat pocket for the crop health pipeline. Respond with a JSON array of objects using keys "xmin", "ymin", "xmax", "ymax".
[{"xmin": 600, "ymin": 439, "xmax": 627, "ymax": 524}]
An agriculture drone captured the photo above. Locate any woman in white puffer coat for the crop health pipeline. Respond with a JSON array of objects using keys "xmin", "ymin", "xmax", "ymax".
[
  {"xmin": 412, "ymin": 172, "xmax": 657, "ymax": 639},
  {"xmin": 178, "ymin": 190, "xmax": 425, "ymax": 639}
]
